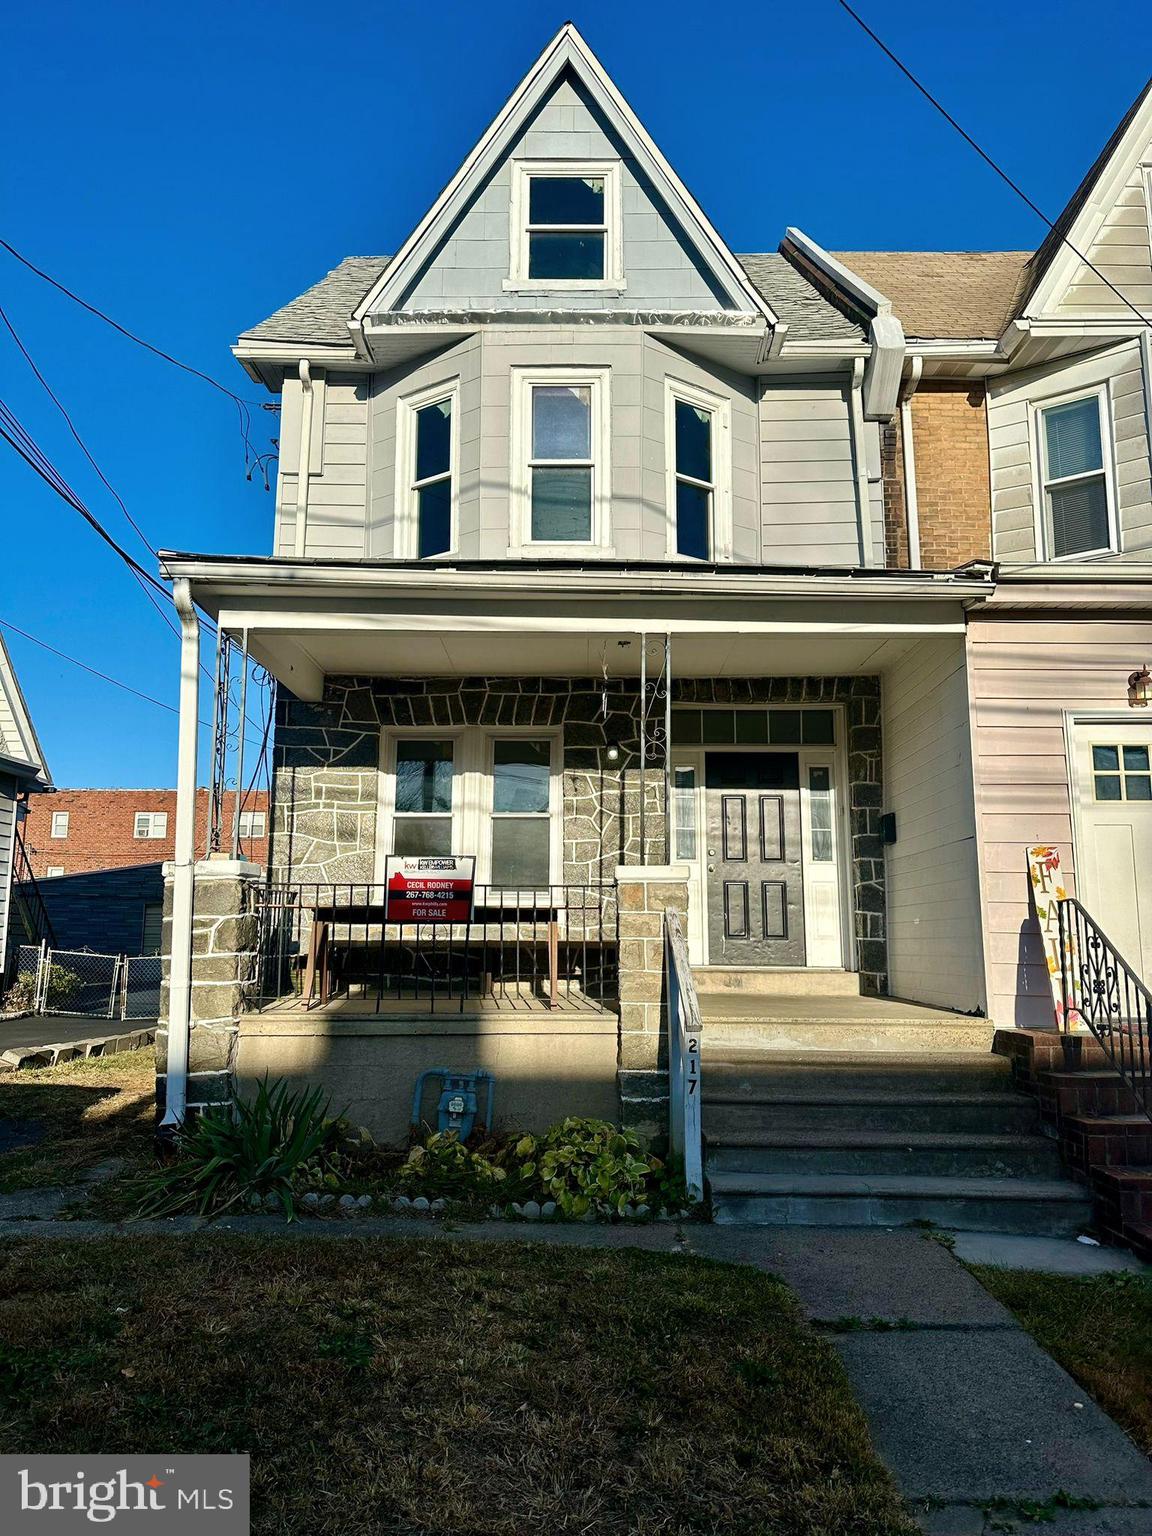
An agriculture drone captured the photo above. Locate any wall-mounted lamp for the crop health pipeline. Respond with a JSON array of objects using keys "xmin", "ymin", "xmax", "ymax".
[
  {"xmin": 603, "ymin": 741, "xmax": 622, "ymax": 765},
  {"xmin": 1128, "ymin": 665, "xmax": 1152, "ymax": 708}
]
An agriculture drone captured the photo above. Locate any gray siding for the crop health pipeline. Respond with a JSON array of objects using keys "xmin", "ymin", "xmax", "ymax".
[
  {"xmin": 760, "ymin": 380, "xmax": 875, "ymax": 565},
  {"xmin": 395, "ymin": 73, "xmax": 732, "ymax": 315},
  {"xmin": 276, "ymin": 370, "xmax": 370, "ymax": 558},
  {"xmin": 988, "ymin": 340, "xmax": 1152, "ymax": 562},
  {"xmin": 0, "ymin": 775, "xmax": 16, "ymax": 966}
]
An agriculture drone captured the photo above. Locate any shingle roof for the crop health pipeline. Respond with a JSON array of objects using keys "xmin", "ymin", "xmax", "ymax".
[
  {"xmin": 240, "ymin": 256, "xmax": 391, "ymax": 345},
  {"xmin": 239, "ymin": 253, "xmax": 863, "ymax": 346},
  {"xmin": 737, "ymin": 254, "xmax": 863, "ymax": 340},
  {"xmin": 829, "ymin": 251, "xmax": 1032, "ymax": 339}
]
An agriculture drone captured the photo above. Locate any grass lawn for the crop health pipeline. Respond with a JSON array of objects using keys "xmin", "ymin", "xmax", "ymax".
[
  {"xmin": 971, "ymin": 1266, "xmax": 1152, "ymax": 1456},
  {"xmin": 0, "ymin": 1049, "xmax": 154, "ymax": 1193},
  {"xmin": 0, "ymin": 1235, "xmax": 916, "ymax": 1535}
]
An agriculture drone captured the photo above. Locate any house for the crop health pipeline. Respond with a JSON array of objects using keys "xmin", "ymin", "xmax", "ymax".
[
  {"xmin": 13, "ymin": 789, "xmax": 270, "ymax": 960},
  {"xmin": 156, "ymin": 27, "xmax": 1151, "ymax": 1233},
  {"xmin": 0, "ymin": 633, "xmax": 52, "ymax": 977}
]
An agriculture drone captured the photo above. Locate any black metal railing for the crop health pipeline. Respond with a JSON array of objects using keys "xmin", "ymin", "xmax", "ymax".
[
  {"xmin": 1057, "ymin": 896, "xmax": 1152, "ymax": 1121},
  {"xmin": 249, "ymin": 882, "xmax": 619, "ymax": 1014}
]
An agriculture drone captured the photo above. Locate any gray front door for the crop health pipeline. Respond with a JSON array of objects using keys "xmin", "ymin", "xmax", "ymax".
[{"xmin": 704, "ymin": 752, "xmax": 806, "ymax": 966}]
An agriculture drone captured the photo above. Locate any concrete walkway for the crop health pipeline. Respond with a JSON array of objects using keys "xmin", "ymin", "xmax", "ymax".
[{"xmin": 0, "ymin": 1216, "xmax": 1149, "ymax": 1533}]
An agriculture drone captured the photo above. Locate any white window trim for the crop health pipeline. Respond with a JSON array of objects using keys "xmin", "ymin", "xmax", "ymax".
[
  {"xmin": 509, "ymin": 366, "xmax": 612, "ymax": 555},
  {"xmin": 375, "ymin": 726, "xmax": 564, "ymax": 887},
  {"xmin": 45, "ymin": 866, "xmax": 65, "ymax": 878},
  {"xmin": 393, "ymin": 378, "xmax": 461, "ymax": 559},
  {"xmin": 237, "ymin": 809, "xmax": 266, "ymax": 839},
  {"xmin": 664, "ymin": 377, "xmax": 732, "ymax": 562},
  {"xmin": 1031, "ymin": 384, "xmax": 1119, "ymax": 561},
  {"xmin": 134, "ymin": 811, "xmax": 169, "ymax": 839},
  {"xmin": 50, "ymin": 811, "xmax": 69, "ymax": 839},
  {"xmin": 506, "ymin": 159, "xmax": 624, "ymax": 291}
]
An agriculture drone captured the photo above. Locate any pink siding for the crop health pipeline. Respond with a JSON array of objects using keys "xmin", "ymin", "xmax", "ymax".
[{"xmin": 968, "ymin": 615, "xmax": 1152, "ymax": 1028}]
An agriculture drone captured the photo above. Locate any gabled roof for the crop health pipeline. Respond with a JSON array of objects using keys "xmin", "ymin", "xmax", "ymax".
[
  {"xmin": 828, "ymin": 251, "xmax": 1032, "ymax": 340},
  {"xmin": 239, "ymin": 252, "xmax": 860, "ymax": 348},
  {"xmin": 1015, "ymin": 75, "xmax": 1152, "ymax": 317},
  {"xmin": 0, "ymin": 633, "xmax": 51, "ymax": 788},
  {"xmin": 352, "ymin": 23, "xmax": 776, "ymax": 330}
]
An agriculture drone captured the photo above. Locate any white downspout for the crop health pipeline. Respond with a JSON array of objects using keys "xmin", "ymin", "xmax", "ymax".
[
  {"xmin": 848, "ymin": 358, "xmax": 874, "ymax": 566},
  {"xmin": 161, "ymin": 577, "xmax": 201, "ymax": 1130},
  {"xmin": 293, "ymin": 359, "xmax": 314, "ymax": 560},
  {"xmin": 900, "ymin": 355, "xmax": 924, "ymax": 569}
]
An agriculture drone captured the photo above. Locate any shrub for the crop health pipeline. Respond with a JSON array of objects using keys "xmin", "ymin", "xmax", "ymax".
[
  {"xmin": 398, "ymin": 1131, "xmax": 511, "ymax": 1202},
  {"xmin": 135, "ymin": 1077, "xmax": 336, "ymax": 1220},
  {"xmin": 512, "ymin": 1117, "xmax": 678, "ymax": 1219}
]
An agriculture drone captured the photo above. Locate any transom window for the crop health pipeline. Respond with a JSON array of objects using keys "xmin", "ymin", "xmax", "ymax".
[
  {"xmin": 1092, "ymin": 744, "xmax": 1152, "ymax": 802},
  {"xmin": 1038, "ymin": 394, "xmax": 1114, "ymax": 558},
  {"xmin": 509, "ymin": 162, "xmax": 621, "ymax": 288},
  {"xmin": 396, "ymin": 381, "xmax": 458, "ymax": 559},
  {"xmin": 672, "ymin": 709, "xmax": 835, "ymax": 747},
  {"xmin": 512, "ymin": 369, "xmax": 609, "ymax": 551}
]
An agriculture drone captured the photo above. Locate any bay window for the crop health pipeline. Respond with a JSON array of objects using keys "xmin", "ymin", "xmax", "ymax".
[{"xmin": 512, "ymin": 368, "xmax": 610, "ymax": 551}]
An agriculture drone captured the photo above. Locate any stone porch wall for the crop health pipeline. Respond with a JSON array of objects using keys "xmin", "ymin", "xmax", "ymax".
[{"xmin": 272, "ymin": 673, "xmax": 887, "ymax": 991}]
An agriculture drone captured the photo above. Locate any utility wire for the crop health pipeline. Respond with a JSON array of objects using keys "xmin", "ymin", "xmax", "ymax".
[
  {"xmin": 832, "ymin": 1, "xmax": 1152, "ymax": 331},
  {"xmin": 0, "ymin": 615, "xmax": 263, "ymax": 749}
]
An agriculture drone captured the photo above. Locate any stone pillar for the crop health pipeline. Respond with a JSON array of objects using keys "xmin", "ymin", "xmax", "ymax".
[
  {"xmin": 614, "ymin": 864, "xmax": 690, "ymax": 1140},
  {"xmin": 157, "ymin": 859, "xmax": 263, "ymax": 1118}
]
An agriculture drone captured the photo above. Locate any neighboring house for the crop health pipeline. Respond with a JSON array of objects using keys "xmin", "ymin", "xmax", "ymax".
[
  {"xmin": 0, "ymin": 633, "xmax": 52, "ymax": 973},
  {"xmin": 156, "ymin": 24, "xmax": 1151, "ymax": 1206},
  {"xmin": 20, "ymin": 787, "xmax": 269, "ymax": 878}
]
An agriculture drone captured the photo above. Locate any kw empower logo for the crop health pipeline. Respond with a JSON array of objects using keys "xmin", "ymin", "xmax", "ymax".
[{"xmin": 1, "ymin": 1456, "xmax": 249, "ymax": 1532}]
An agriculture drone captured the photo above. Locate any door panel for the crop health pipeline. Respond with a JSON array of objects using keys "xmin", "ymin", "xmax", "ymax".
[
  {"xmin": 705, "ymin": 752, "xmax": 805, "ymax": 965},
  {"xmin": 1074, "ymin": 724, "xmax": 1152, "ymax": 980}
]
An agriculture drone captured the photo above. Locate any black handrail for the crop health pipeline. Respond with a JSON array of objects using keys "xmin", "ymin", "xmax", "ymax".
[
  {"xmin": 6, "ymin": 827, "xmax": 55, "ymax": 971},
  {"xmin": 1057, "ymin": 896, "xmax": 1151, "ymax": 1122}
]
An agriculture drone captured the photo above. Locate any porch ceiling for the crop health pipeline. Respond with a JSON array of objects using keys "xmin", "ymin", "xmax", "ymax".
[{"xmin": 227, "ymin": 624, "xmax": 955, "ymax": 698}]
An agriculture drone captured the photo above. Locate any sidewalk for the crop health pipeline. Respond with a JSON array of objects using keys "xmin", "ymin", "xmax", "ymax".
[{"xmin": 1, "ymin": 1215, "xmax": 1149, "ymax": 1533}]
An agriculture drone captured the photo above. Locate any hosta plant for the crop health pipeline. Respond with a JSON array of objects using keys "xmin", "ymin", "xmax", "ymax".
[{"xmin": 513, "ymin": 1117, "xmax": 672, "ymax": 1219}]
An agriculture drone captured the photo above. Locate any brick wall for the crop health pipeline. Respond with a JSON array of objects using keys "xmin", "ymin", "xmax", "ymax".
[
  {"xmin": 20, "ymin": 788, "xmax": 269, "ymax": 878},
  {"xmin": 881, "ymin": 418, "xmax": 910, "ymax": 568},
  {"xmin": 907, "ymin": 384, "xmax": 992, "ymax": 570}
]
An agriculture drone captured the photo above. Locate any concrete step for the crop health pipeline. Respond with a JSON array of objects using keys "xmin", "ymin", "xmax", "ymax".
[
  {"xmin": 702, "ymin": 1092, "xmax": 1040, "ymax": 1136},
  {"xmin": 708, "ymin": 1171, "xmax": 1095, "ymax": 1235},
  {"xmin": 701, "ymin": 1015, "xmax": 997, "ymax": 1053},
  {"xmin": 707, "ymin": 1129, "xmax": 1063, "ymax": 1180},
  {"xmin": 693, "ymin": 967, "xmax": 861, "ymax": 997},
  {"xmin": 704, "ymin": 1051, "xmax": 1013, "ymax": 1095}
]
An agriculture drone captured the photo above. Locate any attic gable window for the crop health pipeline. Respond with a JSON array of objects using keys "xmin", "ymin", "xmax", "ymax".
[{"xmin": 508, "ymin": 161, "xmax": 622, "ymax": 290}]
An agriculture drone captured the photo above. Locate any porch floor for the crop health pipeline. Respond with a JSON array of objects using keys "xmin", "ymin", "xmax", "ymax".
[{"xmin": 251, "ymin": 989, "xmax": 616, "ymax": 1020}]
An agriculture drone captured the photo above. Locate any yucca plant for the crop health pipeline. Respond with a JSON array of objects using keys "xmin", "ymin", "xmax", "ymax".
[{"xmin": 136, "ymin": 1077, "xmax": 335, "ymax": 1221}]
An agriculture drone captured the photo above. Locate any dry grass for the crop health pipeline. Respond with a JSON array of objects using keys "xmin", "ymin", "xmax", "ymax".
[
  {"xmin": 0, "ymin": 1050, "xmax": 154, "ymax": 1192},
  {"xmin": 971, "ymin": 1266, "xmax": 1152, "ymax": 1456},
  {"xmin": 0, "ymin": 1235, "xmax": 916, "ymax": 1535}
]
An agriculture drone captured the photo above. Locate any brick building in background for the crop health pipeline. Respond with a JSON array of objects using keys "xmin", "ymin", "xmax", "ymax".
[{"xmin": 19, "ymin": 788, "xmax": 269, "ymax": 879}]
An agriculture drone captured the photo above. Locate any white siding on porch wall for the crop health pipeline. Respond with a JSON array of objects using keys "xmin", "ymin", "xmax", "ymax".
[
  {"xmin": 882, "ymin": 636, "xmax": 984, "ymax": 1013},
  {"xmin": 968, "ymin": 614, "xmax": 1152, "ymax": 1029}
]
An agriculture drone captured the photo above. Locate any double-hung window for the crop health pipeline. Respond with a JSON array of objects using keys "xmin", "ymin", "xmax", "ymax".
[
  {"xmin": 490, "ymin": 739, "xmax": 553, "ymax": 886},
  {"xmin": 50, "ymin": 811, "xmax": 69, "ymax": 839},
  {"xmin": 666, "ymin": 380, "xmax": 730, "ymax": 561},
  {"xmin": 134, "ymin": 811, "xmax": 168, "ymax": 839},
  {"xmin": 396, "ymin": 381, "xmax": 458, "ymax": 558},
  {"xmin": 509, "ymin": 162, "xmax": 621, "ymax": 288},
  {"xmin": 237, "ymin": 809, "xmax": 266, "ymax": 840},
  {"xmin": 1038, "ymin": 392, "xmax": 1115, "ymax": 558},
  {"xmin": 512, "ymin": 369, "xmax": 609, "ymax": 550},
  {"xmin": 392, "ymin": 740, "xmax": 455, "ymax": 856}
]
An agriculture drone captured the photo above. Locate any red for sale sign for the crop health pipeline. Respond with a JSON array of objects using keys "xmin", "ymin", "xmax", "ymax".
[{"xmin": 385, "ymin": 855, "xmax": 476, "ymax": 923}]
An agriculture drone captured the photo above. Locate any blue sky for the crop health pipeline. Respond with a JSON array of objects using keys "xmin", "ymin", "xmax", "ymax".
[{"xmin": 2, "ymin": 0, "xmax": 1149, "ymax": 787}]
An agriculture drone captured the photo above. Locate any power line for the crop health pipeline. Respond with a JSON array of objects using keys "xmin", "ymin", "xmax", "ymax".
[
  {"xmin": 832, "ymin": 1, "xmax": 1152, "ymax": 332},
  {"xmin": 0, "ymin": 615, "xmax": 268, "ymax": 750}
]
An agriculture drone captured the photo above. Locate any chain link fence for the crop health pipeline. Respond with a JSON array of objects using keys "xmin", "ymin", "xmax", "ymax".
[{"xmin": 5, "ymin": 946, "xmax": 162, "ymax": 1021}]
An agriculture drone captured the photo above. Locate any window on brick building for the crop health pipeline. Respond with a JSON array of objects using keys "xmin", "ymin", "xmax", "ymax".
[
  {"xmin": 45, "ymin": 866, "xmax": 64, "ymax": 878},
  {"xmin": 237, "ymin": 809, "xmax": 266, "ymax": 839},
  {"xmin": 50, "ymin": 811, "xmax": 69, "ymax": 838},
  {"xmin": 134, "ymin": 811, "xmax": 169, "ymax": 839}
]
